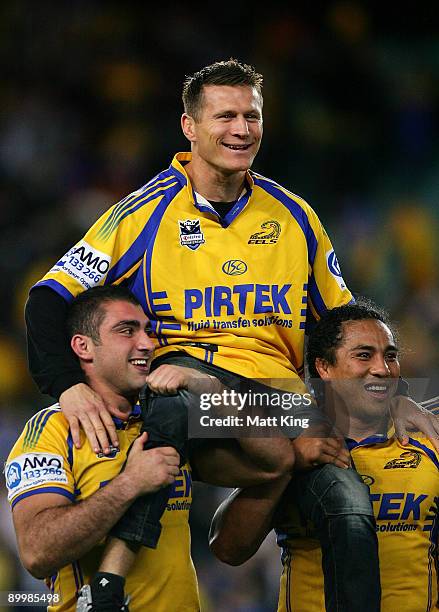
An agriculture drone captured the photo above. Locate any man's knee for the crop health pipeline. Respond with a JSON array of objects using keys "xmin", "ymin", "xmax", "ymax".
[
  {"xmin": 310, "ymin": 464, "xmax": 374, "ymax": 516},
  {"xmin": 294, "ymin": 464, "xmax": 374, "ymax": 520}
]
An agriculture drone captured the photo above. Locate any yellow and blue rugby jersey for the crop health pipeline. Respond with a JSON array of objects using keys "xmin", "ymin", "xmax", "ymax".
[
  {"xmin": 33, "ymin": 152, "xmax": 352, "ymax": 382},
  {"xmin": 423, "ymin": 395, "xmax": 439, "ymax": 415},
  {"xmin": 5, "ymin": 406, "xmax": 199, "ymax": 612},
  {"xmin": 276, "ymin": 434, "xmax": 439, "ymax": 612}
]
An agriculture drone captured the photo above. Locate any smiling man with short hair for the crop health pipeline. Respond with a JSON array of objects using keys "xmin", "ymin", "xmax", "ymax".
[{"xmin": 210, "ymin": 300, "xmax": 439, "ymax": 611}]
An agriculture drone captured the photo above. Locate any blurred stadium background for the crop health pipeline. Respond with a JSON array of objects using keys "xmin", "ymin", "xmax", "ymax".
[{"xmin": 1, "ymin": 2, "xmax": 439, "ymax": 610}]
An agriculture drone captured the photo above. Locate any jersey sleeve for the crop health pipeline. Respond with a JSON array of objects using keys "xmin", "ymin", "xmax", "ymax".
[
  {"xmin": 304, "ymin": 204, "xmax": 353, "ymax": 326},
  {"xmin": 4, "ymin": 408, "xmax": 75, "ymax": 509},
  {"xmin": 421, "ymin": 395, "xmax": 439, "ymax": 415},
  {"xmin": 32, "ymin": 186, "xmax": 164, "ymax": 301}
]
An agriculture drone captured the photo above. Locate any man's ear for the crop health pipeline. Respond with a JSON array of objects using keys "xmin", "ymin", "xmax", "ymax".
[
  {"xmin": 70, "ymin": 334, "xmax": 94, "ymax": 361},
  {"xmin": 181, "ymin": 113, "xmax": 196, "ymax": 143},
  {"xmin": 315, "ymin": 357, "xmax": 331, "ymax": 380}
]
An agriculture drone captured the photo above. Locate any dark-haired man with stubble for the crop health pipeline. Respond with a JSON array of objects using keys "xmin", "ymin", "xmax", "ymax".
[
  {"xmin": 25, "ymin": 59, "xmax": 439, "ymax": 611},
  {"xmin": 6, "ymin": 286, "xmax": 196, "ymax": 611}
]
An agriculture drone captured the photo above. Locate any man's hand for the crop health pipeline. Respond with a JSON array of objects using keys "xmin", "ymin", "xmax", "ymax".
[
  {"xmin": 59, "ymin": 383, "xmax": 130, "ymax": 454},
  {"xmin": 391, "ymin": 395, "xmax": 439, "ymax": 452},
  {"xmin": 121, "ymin": 433, "xmax": 180, "ymax": 495},
  {"xmin": 146, "ymin": 364, "xmax": 222, "ymax": 395},
  {"xmin": 292, "ymin": 436, "xmax": 351, "ymax": 471}
]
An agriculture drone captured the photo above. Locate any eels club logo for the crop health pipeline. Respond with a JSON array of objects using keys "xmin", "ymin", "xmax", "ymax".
[
  {"xmin": 248, "ymin": 220, "xmax": 281, "ymax": 244},
  {"xmin": 384, "ymin": 450, "xmax": 422, "ymax": 469}
]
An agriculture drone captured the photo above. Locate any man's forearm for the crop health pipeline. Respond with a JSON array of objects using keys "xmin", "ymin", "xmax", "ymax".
[
  {"xmin": 192, "ymin": 440, "xmax": 293, "ymax": 487},
  {"xmin": 15, "ymin": 473, "xmax": 139, "ymax": 578},
  {"xmin": 236, "ymin": 437, "xmax": 295, "ymax": 476},
  {"xmin": 209, "ymin": 476, "xmax": 290, "ymax": 565}
]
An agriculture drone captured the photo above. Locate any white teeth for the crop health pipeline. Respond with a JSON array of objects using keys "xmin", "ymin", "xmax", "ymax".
[
  {"xmin": 131, "ymin": 359, "xmax": 147, "ymax": 366},
  {"xmin": 365, "ymin": 385, "xmax": 387, "ymax": 391},
  {"xmin": 224, "ymin": 144, "xmax": 248, "ymax": 150}
]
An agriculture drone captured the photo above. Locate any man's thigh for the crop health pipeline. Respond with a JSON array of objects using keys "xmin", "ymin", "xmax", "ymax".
[{"xmin": 292, "ymin": 464, "xmax": 374, "ymax": 520}]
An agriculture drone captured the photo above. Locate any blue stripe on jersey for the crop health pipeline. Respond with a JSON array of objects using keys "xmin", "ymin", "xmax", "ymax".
[
  {"xmin": 305, "ymin": 305, "xmax": 318, "ymax": 334},
  {"xmin": 308, "ymin": 274, "xmax": 328, "ymax": 318},
  {"xmin": 75, "ymin": 561, "xmax": 84, "ymax": 588},
  {"xmin": 24, "ymin": 408, "xmax": 51, "ymax": 449},
  {"xmin": 285, "ymin": 549, "xmax": 292, "ymax": 612},
  {"xmin": 11, "ymin": 487, "xmax": 75, "ymax": 509},
  {"xmin": 421, "ymin": 396, "xmax": 439, "ymax": 411},
  {"xmin": 31, "ymin": 409, "xmax": 59, "ymax": 448},
  {"xmin": 98, "ymin": 171, "xmax": 164, "ymax": 233},
  {"xmin": 32, "ymin": 279, "xmax": 74, "ymax": 302},
  {"xmin": 408, "ymin": 438, "xmax": 439, "ymax": 470},
  {"xmin": 128, "ymin": 260, "xmax": 153, "ymax": 320},
  {"xmin": 222, "ymin": 188, "xmax": 251, "ymax": 227},
  {"xmin": 49, "ymin": 574, "xmax": 57, "ymax": 594},
  {"xmin": 253, "ymin": 177, "xmax": 318, "ymax": 265},
  {"xmin": 99, "ymin": 181, "xmax": 180, "ymax": 242},
  {"xmin": 98, "ymin": 172, "xmax": 179, "ymax": 240},
  {"xmin": 144, "ymin": 192, "xmax": 183, "ymax": 343},
  {"xmin": 169, "ymin": 162, "xmax": 188, "ymax": 186},
  {"xmin": 67, "ymin": 432, "xmax": 74, "ymax": 469},
  {"xmin": 105, "ymin": 182, "xmax": 184, "ymax": 285},
  {"xmin": 346, "ymin": 434, "xmax": 388, "ymax": 450},
  {"xmin": 71, "ymin": 562, "xmax": 81, "ymax": 593},
  {"xmin": 427, "ymin": 500, "xmax": 439, "ymax": 610}
]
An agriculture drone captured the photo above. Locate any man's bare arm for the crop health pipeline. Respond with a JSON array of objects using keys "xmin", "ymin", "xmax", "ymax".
[
  {"xmin": 148, "ymin": 365, "xmax": 296, "ymax": 478},
  {"xmin": 209, "ymin": 476, "xmax": 290, "ymax": 566},
  {"xmin": 12, "ymin": 434, "xmax": 179, "ymax": 578},
  {"xmin": 191, "ymin": 439, "xmax": 294, "ymax": 487}
]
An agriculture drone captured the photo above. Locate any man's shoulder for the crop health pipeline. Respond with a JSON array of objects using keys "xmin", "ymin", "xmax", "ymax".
[
  {"xmin": 113, "ymin": 161, "xmax": 185, "ymax": 216},
  {"xmin": 421, "ymin": 395, "xmax": 439, "ymax": 415},
  {"xmin": 250, "ymin": 171, "xmax": 317, "ymax": 216},
  {"xmin": 386, "ymin": 434, "xmax": 439, "ymax": 469},
  {"xmin": 7, "ymin": 404, "xmax": 68, "ymax": 459}
]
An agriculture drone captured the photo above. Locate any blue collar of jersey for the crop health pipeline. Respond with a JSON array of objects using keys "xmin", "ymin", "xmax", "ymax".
[
  {"xmin": 171, "ymin": 152, "xmax": 253, "ymax": 227},
  {"xmin": 345, "ymin": 433, "xmax": 389, "ymax": 450},
  {"xmin": 112, "ymin": 403, "xmax": 142, "ymax": 429},
  {"xmin": 193, "ymin": 187, "xmax": 251, "ymax": 227}
]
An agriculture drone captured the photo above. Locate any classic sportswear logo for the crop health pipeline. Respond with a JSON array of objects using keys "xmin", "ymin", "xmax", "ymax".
[
  {"xmin": 361, "ymin": 474, "xmax": 375, "ymax": 486},
  {"xmin": 222, "ymin": 260, "xmax": 247, "ymax": 275},
  {"xmin": 384, "ymin": 450, "xmax": 422, "ymax": 469},
  {"xmin": 179, "ymin": 219, "xmax": 205, "ymax": 250},
  {"xmin": 248, "ymin": 220, "xmax": 281, "ymax": 244}
]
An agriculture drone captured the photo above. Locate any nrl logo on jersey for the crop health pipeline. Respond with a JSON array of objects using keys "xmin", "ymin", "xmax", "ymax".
[
  {"xmin": 179, "ymin": 219, "xmax": 205, "ymax": 250},
  {"xmin": 248, "ymin": 220, "xmax": 281, "ymax": 244},
  {"xmin": 384, "ymin": 450, "xmax": 421, "ymax": 469}
]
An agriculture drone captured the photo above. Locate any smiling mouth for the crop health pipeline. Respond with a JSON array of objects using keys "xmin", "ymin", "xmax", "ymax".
[
  {"xmin": 129, "ymin": 358, "xmax": 150, "ymax": 370},
  {"xmin": 222, "ymin": 143, "xmax": 251, "ymax": 151},
  {"xmin": 364, "ymin": 383, "xmax": 390, "ymax": 396}
]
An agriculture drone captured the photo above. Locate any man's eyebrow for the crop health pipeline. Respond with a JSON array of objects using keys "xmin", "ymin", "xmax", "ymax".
[
  {"xmin": 112, "ymin": 319, "xmax": 141, "ymax": 329},
  {"xmin": 350, "ymin": 343, "xmax": 399, "ymax": 352},
  {"xmin": 213, "ymin": 108, "xmax": 261, "ymax": 117}
]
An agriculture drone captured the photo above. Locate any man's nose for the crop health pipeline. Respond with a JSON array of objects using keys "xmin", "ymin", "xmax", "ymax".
[
  {"xmin": 370, "ymin": 355, "xmax": 391, "ymax": 376},
  {"xmin": 138, "ymin": 330, "xmax": 155, "ymax": 351},
  {"xmin": 231, "ymin": 115, "xmax": 250, "ymax": 136}
]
